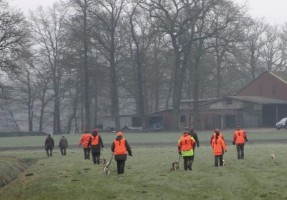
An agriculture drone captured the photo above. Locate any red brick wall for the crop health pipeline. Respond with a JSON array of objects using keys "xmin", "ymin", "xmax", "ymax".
[{"xmin": 237, "ymin": 72, "xmax": 287, "ymax": 100}]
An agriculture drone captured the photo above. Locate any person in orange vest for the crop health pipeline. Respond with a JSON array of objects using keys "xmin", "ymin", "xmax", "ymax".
[
  {"xmin": 111, "ymin": 131, "xmax": 132, "ymax": 174},
  {"xmin": 210, "ymin": 129, "xmax": 225, "ymax": 145},
  {"xmin": 232, "ymin": 126, "xmax": 248, "ymax": 159},
  {"xmin": 88, "ymin": 128, "xmax": 104, "ymax": 164},
  {"xmin": 211, "ymin": 130, "xmax": 227, "ymax": 167},
  {"xmin": 178, "ymin": 131, "xmax": 196, "ymax": 170},
  {"xmin": 79, "ymin": 131, "xmax": 92, "ymax": 159}
]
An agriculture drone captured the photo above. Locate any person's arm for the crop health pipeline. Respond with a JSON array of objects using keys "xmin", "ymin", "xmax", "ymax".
[
  {"xmin": 195, "ymin": 133, "xmax": 199, "ymax": 147},
  {"xmin": 125, "ymin": 140, "xmax": 132, "ymax": 156},
  {"xmin": 111, "ymin": 141, "xmax": 115, "ymax": 152},
  {"xmin": 232, "ymin": 133, "xmax": 236, "ymax": 145},
  {"xmin": 99, "ymin": 136, "xmax": 104, "ymax": 148}
]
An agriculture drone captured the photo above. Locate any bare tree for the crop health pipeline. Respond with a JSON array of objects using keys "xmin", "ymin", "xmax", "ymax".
[
  {"xmin": 89, "ymin": 0, "xmax": 127, "ymax": 130},
  {"xmin": 29, "ymin": 4, "xmax": 69, "ymax": 134}
]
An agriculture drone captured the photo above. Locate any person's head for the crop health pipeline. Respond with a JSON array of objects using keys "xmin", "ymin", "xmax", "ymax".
[
  {"xmin": 183, "ymin": 131, "xmax": 189, "ymax": 135},
  {"xmin": 84, "ymin": 131, "xmax": 89, "ymax": 134},
  {"xmin": 117, "ymin": 131, "xmax": 123, "ymax": 137},
  {"xmin": 92, "ymin": 129, "xmax": 98, "ymax": 136},
  {"xmin": 62, "ymin": 135, "xmax": 65, "ymax": 138},
  {"xmin": 189, "ymin": 126, "xmax": 194, "ymax": 133},
  {"xmin": 236, "ymin": 126, "xmax": 240, "ymax": 130},
  {"xmin": 214, "ymin": 129, "xmax": 220, "ymax": 135}
]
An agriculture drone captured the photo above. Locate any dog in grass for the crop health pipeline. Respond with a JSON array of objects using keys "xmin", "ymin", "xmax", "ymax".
[
  {"xmin": 170, "ymin": 161, "xmax": 179, "ymax": 171},
  {"xmin": 103, "ymin": 161, "xmax": 111, "ymax": 175},
  {"xmin": 222, "ymin": 159, "xmax": 226, "ymax": 166},
  {"xmin": 271, "ymin": 153, "xmax": 275, "ymax": 159}
]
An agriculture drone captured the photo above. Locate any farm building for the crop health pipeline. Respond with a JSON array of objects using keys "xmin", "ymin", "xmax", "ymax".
[{"xmin": 102, "ymin": 71, "xmax": 287, "ymax": 131}]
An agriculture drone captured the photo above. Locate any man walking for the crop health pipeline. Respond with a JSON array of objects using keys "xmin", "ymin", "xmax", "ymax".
[
  {"xmin": 59, "ymin": 135, "xmax": 68, "ymax": 155},
  {"xmin": 232, "ymin": 126, "xmax": 248, "ymax": 159},
  {"xmin": 45, "ymin": 134, "xmax": 54, "ymax": 157},
  {"xmin": 178, "ymin": 131, "xmax": 196, "ymax": 170},
  {"xmin": 111, "ymin": 131, "xmax": 132, "ymax": 174},
  {"xmin": 88, "ymin": 129, "xmax": 104, "ymax": 164},
  {"xmin": 79, "ymin": 131, "xmax": 92, "ymax": 159}
]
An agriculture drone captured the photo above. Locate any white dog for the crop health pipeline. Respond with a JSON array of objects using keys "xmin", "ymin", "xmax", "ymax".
[{"xmin": 271, "ymin": 153, "xmax": 275, "ymax": 159}]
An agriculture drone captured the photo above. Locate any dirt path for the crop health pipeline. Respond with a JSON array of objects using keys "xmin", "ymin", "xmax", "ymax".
[{"xmin": 1, "ymin": 139, "xmax": 287, "ymax": 151}]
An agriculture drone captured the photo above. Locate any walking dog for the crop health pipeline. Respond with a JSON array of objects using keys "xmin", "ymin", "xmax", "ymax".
[{"xmin": 170, "ymin": 161, "xmax": 179, "ymax": 171}]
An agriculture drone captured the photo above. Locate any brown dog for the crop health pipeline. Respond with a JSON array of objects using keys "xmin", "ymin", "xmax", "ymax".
[
  {"xmin": 103, "ymin": 166, "xmax": 110, "ymax": 175},
  {"xmin": 170, "ymin": 161, "xmax": 179, "ymax": 171}
]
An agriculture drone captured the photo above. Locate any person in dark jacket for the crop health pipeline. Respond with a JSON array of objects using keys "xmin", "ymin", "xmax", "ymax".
[
  {"xmin": 111, "ymin": 131, "xmax": 132, "ymax": 174},
  {"xmin": 188, "ymin": 126, "xmax": 200, "ymax": 161},
  {"xmin": 88, "ymin": 129, "xmax": 104, "ymax": 164},
  {"xmin": 59, "ymin": 135, "xmax": 68, "ymax": 155},
  {"xmin": 45, "ymin": 134, "xmax": 54, "ymax": 156}
]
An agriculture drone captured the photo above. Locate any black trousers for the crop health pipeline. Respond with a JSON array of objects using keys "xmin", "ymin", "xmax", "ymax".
[
  {"xmin": 115, "ymin": 154, "xmax": 127, "ymax": 174},
  {"xmin": 92, "ymin": 151, "xmax": 101, "ymax": 164},
  {"xmin": 214, "ymin": 155, "xmax": 223, "ymax": 167},
  {"xmin": 83, "ymin": 148, "xmax": 90, "ymax": 159},
  {"xmin": 116, "ymin": 160, "xmax": 126, "ymax": 174},
  {"xmin": 183, "ymin": 156, "xmax": 193, "ymax": 170},
  {"xmin": 60, "ymin": 148, "xmax": 66, "ymax": 155},
  {"xmin": 46, "ymin": 147, "xmax": 53, "ymax": 156},
  {"xmin": 236, "ymin": 144, "xmax": 245, "ymax": 159}
]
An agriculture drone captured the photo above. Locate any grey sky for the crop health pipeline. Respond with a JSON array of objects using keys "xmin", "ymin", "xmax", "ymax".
[{"xmin": 9, "ymin": 0, "xmax": 287, "ymax": 25}]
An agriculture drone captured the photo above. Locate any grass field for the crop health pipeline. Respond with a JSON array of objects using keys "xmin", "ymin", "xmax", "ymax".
[{"xmin": 1, "ymin": 129, "xmax": 287, "ymax": 200}]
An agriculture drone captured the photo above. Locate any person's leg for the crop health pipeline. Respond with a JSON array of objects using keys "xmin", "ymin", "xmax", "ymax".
[
  {"xmin": 60, "ymin": 148, "xmax": 63, "ymax": 155},
  {"xmin": 117, "ymin": 161, "xmax": 121, "ymax": 174},
  {"xmin": 119, "ymin": 160, "xmax": 125, "ymax": 174},
  {"xmin": 236, "ymin": 145, "xmax": 241, "ymax": 159},
  {"xmin": 240, "ymin": 144, "xmax": 245, "ymax": 159},
  {"xmin": 214, "ymin": 155, "xmax": 219, "ymax": 167},
  {"xmin": 187, "ymin": 156, "xmax": 192, "ymax": 170},
  {"xmin": 46, "ymin": 148, "xmax": 49, "ymax": 156},
  {"xmin": 92, "ymin": 152, "xmax": 97, "ymax": 164},
  {"xmin": 63, "ymin": 148, "xmax": 66, "ymax": 155},
  {"xmin": 183, "ymin": 157, "xmax": 188, "ymax": 170},
  {"xmin": 50, "ymin": 148, "xmax": 53, "ymax": 156},
  {"xmin": 87, "ymin": 148, "xmax": 90, "ymax": 159},
  {"xmin": 219, "ymin": 155, "xmax": 223, "ymax": 166},
  {"xmin": 95, "ymin": 152, "xmax": 100, "ymax": 164}
]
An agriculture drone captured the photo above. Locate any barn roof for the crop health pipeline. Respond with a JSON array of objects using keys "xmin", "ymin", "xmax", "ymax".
[
  {"xmin": 270, "ymin": 71, "xmax": 287, "ymax": 84},
  {"xmin": 228, "ymin": 96, "xmax": 287, "ymax": 104}
]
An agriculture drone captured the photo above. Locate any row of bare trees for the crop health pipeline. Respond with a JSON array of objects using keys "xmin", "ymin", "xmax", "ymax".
[{"xmin": 1, "ymin": 0, "xmax": 287, "ymax": 133}]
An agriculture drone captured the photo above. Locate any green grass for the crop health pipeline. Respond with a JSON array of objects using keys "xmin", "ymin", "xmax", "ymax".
[
  {"xmin": 1, "ymin": 142, "xmax": 287, "ymax": 200},
  {"xmin": 0, "ymin": 128, "xmax": 286, "ymax": 148},
  {"xmin": 0, "ymin": 128, "xmax": 287, "ymax": 199}
]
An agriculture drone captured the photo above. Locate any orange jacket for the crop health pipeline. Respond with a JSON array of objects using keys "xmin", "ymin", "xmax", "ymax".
[
  {"xmin": 232, "ymin": 129, "xmax": 247, "ymax": 144},
  {"xmin": 91, "ymin": 134, "xmax": 99, "ymax": 145},
  {"xmin": 178, "ymin": 133, "xmax": 195, "ymax": 151},
  {"xmin": 211, "ymin": 137, "xmax": 226, "ymax": 155},
  {"xmin": 113, "ymin": 138, "xmax": 127, "ymax": 155},
  {"xmin": 210, "ymin": 132, "xmax": 225, "ymax": 145},
  {"xmin": 79, "ymin": 133, "xmax": 91, "ymax": 148}
]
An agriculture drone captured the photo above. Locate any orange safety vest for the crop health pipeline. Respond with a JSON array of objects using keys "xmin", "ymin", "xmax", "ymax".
[
  {"xmin": 79, "ymin": 133, "xmax": 91, "ymax": 148},
  {"xmin": 179, "ymin": 134, "xmax": 193, "ymax": 151},
  {"xmin": 233, "ymin": 130, "xmax": 246, "ymax": 144},
  {"xmin": 210, "ymin": 132, "xmax": 225, "ymax": 144},
  {"xmin": 113, "ymin": 138, "xmax": 127, "ymax": 155},
  {"xmin": 212, "ymin": 137, "xmax": 226, "ymax": 155},
  {"xmin": 91, "ymin": 135, "xmax": 99, "ymax": 145}
]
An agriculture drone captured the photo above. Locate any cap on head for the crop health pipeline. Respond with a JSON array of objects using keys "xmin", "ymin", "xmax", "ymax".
[
  {"xmin": 93, "ymin": 128, "xmax": 98, "ymax": 133},
  {"xmin": 214, "ymin": 129, "xmax": 219, "ymax": 134},
  {"xmin": 237, "ymin": 126, "xmax": 240, "ymax": 130},
  {"xmin": 117, "ymin": 131, "xmax": 123, "ymax": 137}
]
